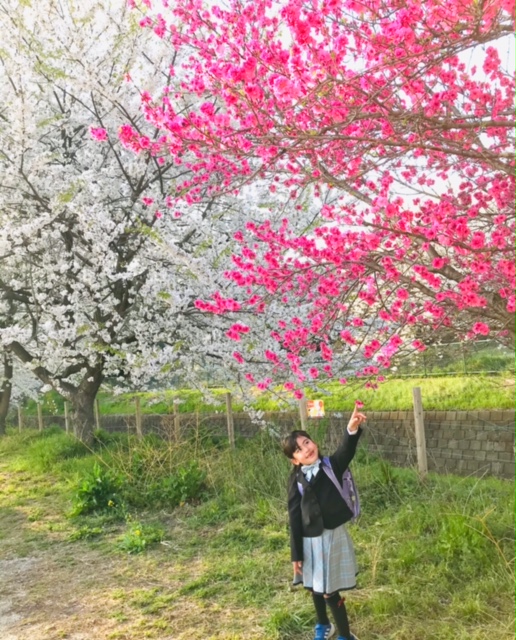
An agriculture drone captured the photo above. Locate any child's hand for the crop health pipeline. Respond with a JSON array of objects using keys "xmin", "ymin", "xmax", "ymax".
[
  {"xmin": 293, "ymin": 561, "xmax": 303, "ymax": 575},
  {"xmin": 348, "ymin": 404, "xmax": 366, "ymax": 433}
]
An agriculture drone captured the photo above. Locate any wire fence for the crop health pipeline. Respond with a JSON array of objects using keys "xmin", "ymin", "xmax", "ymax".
[
  {"xmin": 362, "ymin": 417, "xmax": 514, "ymax": 479},
  {"xmin": 14, "ymin": 402, "xmax": 515, "ymax": 480},
  {"xmin": 393, "ymin": 339, "xmax": 514, "ymax": 377}
]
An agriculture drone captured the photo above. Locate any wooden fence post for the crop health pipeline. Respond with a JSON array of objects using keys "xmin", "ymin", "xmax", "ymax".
[
  {"xmin": 412, "ymin": 387, "xmax": 428, "ymax": 477},
  {"xmin": 225, "ymin": 392, "xmax": 235, "ymax": 449},
  {"xmin": 37, "ymin": 403, "xmax": 43, "ymax": 431},
  {"xmin": 195, "ymin": 409, "xmax": 200, "ymax": 452},
  {"xmin": 135, "ymin": 396, "xmax": 143, "ymax": 439},
  {"xmin": 18, "ymin": 406, "xmax": 23, "ymax": 432},
  {"xmin": 298, "ymin": 397, "xmax": 308, "ymax": 430},
  {"xmin": 173, "ymin": 400, "xmax": 181, "ymax": 441},
  {"xmin": 64, "ymin": 402, "xmax": 70, "ymax": 433},
  {"xmin": 94, "ymin": 399, "xmax": 101, "ymax": 431}
]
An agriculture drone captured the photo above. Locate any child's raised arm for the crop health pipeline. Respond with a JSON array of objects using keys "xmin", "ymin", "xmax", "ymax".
[{"xmin": 347, "ymin": 403, "xmax": 366, "ymax": 434}]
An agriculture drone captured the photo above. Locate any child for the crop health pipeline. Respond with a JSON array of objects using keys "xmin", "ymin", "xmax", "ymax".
[{"xmin": 282, "ymin": 404, "xmax": 366, "ymax": 640}]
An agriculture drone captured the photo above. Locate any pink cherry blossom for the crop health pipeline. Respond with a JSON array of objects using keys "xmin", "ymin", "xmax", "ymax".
[
  {"xmin": 125, "ymin": 0, "xmax": 515, "ymax": 388},
  {"xmin": 90, "ymin": 127, "xmax": 108, "ymax": 141}
]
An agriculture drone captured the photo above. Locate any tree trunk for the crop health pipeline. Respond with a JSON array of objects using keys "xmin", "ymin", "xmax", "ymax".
[
  {"xmin": 6, "ymin": 342, "xmax": 105, "ymax": 444},
  {"xmin": 69, "ymin": 365, "xmax": 104, "ymax": 445},
  {"xmin": 0, "ymin": 353, "xmax": 13, "ymax": 436}
]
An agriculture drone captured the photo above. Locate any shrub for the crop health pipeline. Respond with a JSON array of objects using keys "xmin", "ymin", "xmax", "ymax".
[
  {"xmin": 70, "ymin": 462, "xmax": 124, "ymax": 517},
  {"xmin": 126, "ymin": 461, "xmax": 207, "ymax": 509}
]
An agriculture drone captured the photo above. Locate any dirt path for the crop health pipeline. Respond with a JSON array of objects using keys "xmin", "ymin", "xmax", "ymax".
[
  {"xmin": 0, "ymin": 546, "xmax": 123, "ymax": 640},
  {"xmin": 0, "ymin": 469, "xmax": 128, "ymax": 640},
  {"xmin": 0, "ymin": 468, "xmax": 264, "ymax": 640}
]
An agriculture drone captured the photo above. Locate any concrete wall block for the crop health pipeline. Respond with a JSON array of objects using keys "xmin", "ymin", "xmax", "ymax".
[
  {"xmin": 502, "ymin": 462, "xmax": 515, "ymax": 478},
  {"xmin": 91, "ymin": 408, "xmax": 516, "ymax": 480},
  {"xmin": 454, "ymin": 459, "xmax": 468, "ymax": 472},
  {"xmin": 489, "ymin": 461, "xmax": 504, "ymax": 475}
]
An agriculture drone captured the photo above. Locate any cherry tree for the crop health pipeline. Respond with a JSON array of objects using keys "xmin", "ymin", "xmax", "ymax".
[
  {"xmin": 0, "ymin": 0, "xmax": 311, "ymax": 441},
  {"xmin": 124, "ymin": 0, "xmax": 514, "ymax": 394},
  {"xmin": 0, "ymin": 351, "xmax": 13, "ymax": 435}
]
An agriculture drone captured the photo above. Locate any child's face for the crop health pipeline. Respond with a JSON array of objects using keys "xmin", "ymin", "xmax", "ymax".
[{"xmin": 291, "ymin": 435, "xmax": 319, "ymax": 466}]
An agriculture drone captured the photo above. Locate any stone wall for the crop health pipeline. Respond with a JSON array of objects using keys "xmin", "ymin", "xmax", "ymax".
[{"xmin": 344, "ymin": 409, "xmax": 515, "ymax": 479}]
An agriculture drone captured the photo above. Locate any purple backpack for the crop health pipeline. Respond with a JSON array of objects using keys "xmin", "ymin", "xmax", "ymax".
[{"xmin": 297, "ymin": 456, "xmax": 361, "ymax": 521}]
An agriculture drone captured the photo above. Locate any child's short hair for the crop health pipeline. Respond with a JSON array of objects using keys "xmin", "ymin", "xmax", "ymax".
[{"xmin": 281, "ymin": 430, "xmax": 314, "ymax": 459}]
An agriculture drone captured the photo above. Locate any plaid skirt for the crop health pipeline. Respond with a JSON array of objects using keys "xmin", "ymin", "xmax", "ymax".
[{"xmin": 292, "ymin": 523, "xmax": 358, "ymax": 595}]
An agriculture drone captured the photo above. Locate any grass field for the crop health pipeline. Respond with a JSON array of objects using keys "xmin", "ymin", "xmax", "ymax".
[
  {"xmin": 23, "ymin": 374, "xmax": 515, "ymax": 418},
  {"xmin": 0, "ymin": 427, "xmax": 514, "ymax": 640}
]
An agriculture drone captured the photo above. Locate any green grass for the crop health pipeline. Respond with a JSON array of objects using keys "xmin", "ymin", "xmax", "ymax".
[
  {"xmin": 316, "ymin": 374, "xmax": 515, "ymax": 411},
  {"xmin": 0, "ymin": 428, "xmax": 514, "ymax": 639},
  {"xmin": 97, "ymin": 388, "xmax": 233, "ymax": 415},
  {"xmin": 20, "ymin": 374, "xmax": 513, "ymax": 421}
]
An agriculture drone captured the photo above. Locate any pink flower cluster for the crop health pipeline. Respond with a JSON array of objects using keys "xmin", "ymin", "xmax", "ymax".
[{"xmin": 124, "ymin": 0, "xmax": 515, "ymax": 389}]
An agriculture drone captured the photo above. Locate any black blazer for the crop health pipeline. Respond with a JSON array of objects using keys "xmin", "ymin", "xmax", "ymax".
[{"xmin": 287, "ymin": 427, "xmax": 362, "ymax": 562}]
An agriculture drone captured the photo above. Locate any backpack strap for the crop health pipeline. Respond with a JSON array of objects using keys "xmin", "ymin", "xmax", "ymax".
[
  {"xmin": 296, "ymin": 457, "xmax": 360, "ymax": 521},
  {"xmin": 321, "ymin": 456, "xmax": 361, "ymax": 521}
]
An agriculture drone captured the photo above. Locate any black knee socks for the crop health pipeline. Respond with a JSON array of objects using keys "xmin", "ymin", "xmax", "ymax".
[
  {"xmin": 312, "ymin": 592, "xmax": 330, "ymax": 625},
  {"xmin": 311, "ymin": 591, "xmax": 351, "ymax": 637},
  {"xmin": 326, "ymin": 592, "xmax": 351, "ymax": 638}
]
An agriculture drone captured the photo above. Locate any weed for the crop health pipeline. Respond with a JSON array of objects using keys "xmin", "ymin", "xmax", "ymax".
[
  {"xmin": 116, "ymin": 519, "xmax": 165, "ymax": 554},
  {"xmin": 145, "ymin": 461, "xmax": 206, "ymax": 507},
  {"xmin": 69, "ymin": 525, "xmax": 104, "ymax": 541},
  {"xmin": 26, "ymin": 507, "xmax": 45, "ymax": 522},
  {"xmin": 436, "ymin": 511, "xmax": 508, "ymax": 583},
  {"xmin": 70, "ymin": 462, "xmax": 124, "ymax": 517},
  {"xmin": 98, "ymin": 437, "xmax": 207, "ymax": 509}
]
